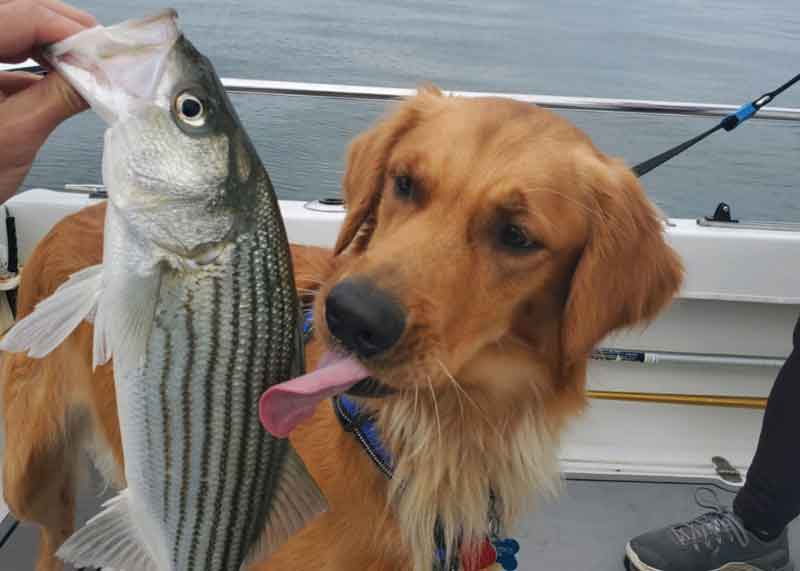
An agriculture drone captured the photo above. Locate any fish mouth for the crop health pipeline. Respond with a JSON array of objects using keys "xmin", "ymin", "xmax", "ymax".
[
  {"xmin": 259, "ymin": 351, "xmax": 399, "ymax": 438},
  {"xmin": 43, "ymin": 9, "xmax": 180, "ymax": 125}
]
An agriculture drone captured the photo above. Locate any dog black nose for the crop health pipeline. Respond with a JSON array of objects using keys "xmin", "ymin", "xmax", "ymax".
[{"xmin": 325, "ymin": 278, "xmax": 406, "ymax": 358}]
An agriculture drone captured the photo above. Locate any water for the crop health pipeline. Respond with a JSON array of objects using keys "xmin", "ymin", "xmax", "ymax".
[{"xmin": 22, "ymin": 0, "xmax": 800, "ymax": 221}]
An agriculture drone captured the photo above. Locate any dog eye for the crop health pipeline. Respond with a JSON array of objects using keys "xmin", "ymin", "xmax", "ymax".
[
  {"xmin": 499, "ymin": 223, "xmax": 538, "ymax": 251},
  {"xmin": 394, "ymin": 175, "xmax": 414, "ymax": 199}
]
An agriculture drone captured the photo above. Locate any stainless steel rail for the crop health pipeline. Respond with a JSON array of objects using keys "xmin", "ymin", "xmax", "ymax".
[
  {"xmin": 591, "ymin": 348, "xmax": 785, "ymax": 368},
  {"xmin": 221, "ymin": 78, "xmax": 800, "ymax": 122},
  {"xmin": 4, "ymin": 62, "xmax": 800, "ymax": 122}
]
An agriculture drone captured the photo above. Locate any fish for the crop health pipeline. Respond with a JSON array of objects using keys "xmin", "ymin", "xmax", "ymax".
[{"xmin": 0, "ymin": 9, "xmax": 326, "ymax": 571}]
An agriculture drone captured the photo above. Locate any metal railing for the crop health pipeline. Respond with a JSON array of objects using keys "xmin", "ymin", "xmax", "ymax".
[
  {"xmin": 6, "ymin": 62, "xmax": 800, "ymax": 122},
  {"xmin": 221, "ymin": 78, "xmax": 800, "ymax": 122},
  {"xmin": 5, "ymin": 63, "xmax": 793, "ymax": 413}
]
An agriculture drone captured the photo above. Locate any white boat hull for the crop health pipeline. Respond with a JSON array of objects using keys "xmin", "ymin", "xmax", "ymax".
[{"xmin": 2, "ymin": 189, "xmax": 799, "ymax": 490}]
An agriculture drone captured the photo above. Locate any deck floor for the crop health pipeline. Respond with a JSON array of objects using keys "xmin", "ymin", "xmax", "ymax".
[
  {"xmin": 2, "ymin": 477, "xmax": 798, "ymax": 570},
  {"xmin": 520, "ymin": 479, "xmax": 798, "ymax": 569}
]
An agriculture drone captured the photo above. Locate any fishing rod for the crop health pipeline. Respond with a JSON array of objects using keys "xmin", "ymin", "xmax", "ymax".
[
  {"xmin": 632, "ymin": 71, "xmax": 800, "ymax": 177},
  {"xmin": 10, "ymin": 61, "xmax": 797, "ymax": 179}
]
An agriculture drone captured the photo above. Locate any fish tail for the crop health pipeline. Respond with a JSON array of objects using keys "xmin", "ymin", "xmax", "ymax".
[{"xmin": 246, "ymin": 443, "xmax": 328, "ymax": 563}]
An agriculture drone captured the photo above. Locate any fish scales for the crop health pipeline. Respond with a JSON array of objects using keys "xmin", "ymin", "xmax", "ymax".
[
  {"xmin": 127, "ymin": 191, "xmax": 299, "ymax": 570},
  {"xmin": 0, "ymin": 10, "xmax": 327, "ymax": 571}
]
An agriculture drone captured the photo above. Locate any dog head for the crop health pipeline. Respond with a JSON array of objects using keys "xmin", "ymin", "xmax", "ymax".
[
  {"xmin": 265, "ymin": 87, "xmax": 683, "ymax": 570},
  {"xmin": 308, "ymin": 86, "xmax": 683, "ymax": 569},
  {"xmin": 326, "ymin": 87, "xmax": 682, "ymax": 401}
]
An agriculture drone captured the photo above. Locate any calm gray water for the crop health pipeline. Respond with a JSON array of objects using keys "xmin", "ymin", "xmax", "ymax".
[{"xmin": 22, "ymin": 0, "xmax": 800, "ymax": 221}]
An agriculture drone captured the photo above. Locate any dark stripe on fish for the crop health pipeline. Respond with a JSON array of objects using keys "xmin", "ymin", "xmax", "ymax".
[
  {"xmin": 244, "ymin": 222, "xmax": 296, "ymax": 558},
  {"xmin": 205, "ymin": 248, "xmax": 240, "ymax": 570},
  {"xmin": 161, "ymin": 329, "xmax": 173, "ymax": 519},
  {"xmin": 144, "ymin": 355, "xmax": 154, "ymax": 492},
  {"xmin": 173, "ymin": 287, "xmax": 195, "ymax": 562},
  {"xmin": 187, "ymin": 276, "xmax": 221, "ymax": 569},
  {"xmin": 236, "ymin": 237, "xmax": 274, "ymax": 563},
  {"xmin": 248, "ymin": 248, "xmax": 297, "ymax": 550},
  {"xmin": 222, "ymin": 244, "xmax": 258, "ymax": 569}
]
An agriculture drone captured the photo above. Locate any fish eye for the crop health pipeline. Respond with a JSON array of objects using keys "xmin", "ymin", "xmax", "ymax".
[{"xmin": 175, "ymin": 91, "xmax": 207, "ymax": 127}]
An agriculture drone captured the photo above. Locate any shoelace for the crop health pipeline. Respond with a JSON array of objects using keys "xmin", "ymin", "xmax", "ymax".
[{"xmin": 671, "ymin": 487, "xmax": 750, "ymax": 550}]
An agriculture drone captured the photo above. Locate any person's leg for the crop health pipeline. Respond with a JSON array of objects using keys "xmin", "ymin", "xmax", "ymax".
[
  {"xmin": 734, "ymin": 315, "xmax": 800, "ymax": 539},
  {"xmin": 625, "ymin": 315, "xmax": 800, "ymax": 571}
]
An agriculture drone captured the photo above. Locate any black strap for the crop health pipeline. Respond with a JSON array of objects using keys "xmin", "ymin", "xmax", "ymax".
[
  {"xmin": 332, "ymin": 395, "xmax": 394, "ymax": 479},
  {"xmin": 332, "ymin": 394, "xmax": 374, "ymax": 433},
  {"xmin": 5, "ymin": 212, "xmax": 18, "ymax": 317},
  {"xmin": 632, "ymin": 71, "xmax": 800, "ymax": 177},
  {"xmin": 0, "ymin": 515, "xmax": 19, "ymax": 552}
]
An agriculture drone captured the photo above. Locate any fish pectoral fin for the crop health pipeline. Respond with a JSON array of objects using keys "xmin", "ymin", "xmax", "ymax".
[
  {"xmin": 0, "ymin": 264, "xmax": 103, "ymax": 358},
  {"xmin": 93, "ymin": 270, "xmax": 161, "ymax": 371},
  {"xmin": 57, "ymin": 489, "xmax": 162, "ymax": 571},
  {"xmin": 247, "ymin": 444, "xmax": 328, "ymax": 563}
]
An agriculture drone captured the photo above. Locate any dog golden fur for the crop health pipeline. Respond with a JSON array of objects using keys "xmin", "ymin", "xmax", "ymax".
[{"xmin": 1, "ymin": 86, "xmax": 683, "ymax": 571}]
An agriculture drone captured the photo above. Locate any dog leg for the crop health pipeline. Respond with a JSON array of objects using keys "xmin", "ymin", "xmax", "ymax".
[
  {"xmin": 248, "ymin": 511, "xmax": 402, "ymax": 571},
  {"xmin": 33, "ymin": 469, "xmax": 76, "ymax": 571},
  {"xmin": 1, "ymin": 353, "xmax": 81, "ymax": 571},
  {"xmin": 6, "ymin": 430, "xmax": 79, "ymax": 571}
]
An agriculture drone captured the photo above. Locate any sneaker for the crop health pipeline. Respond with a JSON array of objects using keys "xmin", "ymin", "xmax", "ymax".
[{"xmin": 625, "ymin": 487, "xmax": 794, "ymax": 571}]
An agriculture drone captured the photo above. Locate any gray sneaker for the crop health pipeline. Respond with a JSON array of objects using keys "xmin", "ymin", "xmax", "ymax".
[{"xmin": 625, "ymin": 488, "xmax": 794, "ymax": 571}]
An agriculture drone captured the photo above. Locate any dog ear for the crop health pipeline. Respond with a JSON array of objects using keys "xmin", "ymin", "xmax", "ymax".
[
  {"xmin": 334, "ymin": 85, "xmax": 444, "ymax": 255},
  {"xmin": 289, "ymin": 244, "xmax": 334, "ymax": 305},
  {"xmin": 561, "ymin": 154, "xmax": 684, "ymax": 367}
]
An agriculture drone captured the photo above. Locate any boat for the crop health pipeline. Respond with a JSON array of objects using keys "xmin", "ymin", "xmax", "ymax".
[{"xmin": 1, "ymin": 72, "xmax": 798, "ymax": 568}]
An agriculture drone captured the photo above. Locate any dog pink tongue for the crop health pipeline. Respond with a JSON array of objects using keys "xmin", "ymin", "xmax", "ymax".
[{"xmin": 260, "ymin": 352, "xmax": 370, "ymax": 437}]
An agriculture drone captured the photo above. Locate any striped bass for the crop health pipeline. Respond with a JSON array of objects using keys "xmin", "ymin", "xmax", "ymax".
[{"xmin": 0, "ymin": 9, "xmax": 326, "ymax": 571}]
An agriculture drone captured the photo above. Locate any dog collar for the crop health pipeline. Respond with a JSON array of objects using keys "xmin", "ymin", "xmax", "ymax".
[
  {"xmin": 303, "ymin": 307, "xmax": 518, "ymax": 570},
  {"xmin": 331, "ymin": 392, "xmax": 519, "ymax": 570},
  {"xmin": 333, "ymin": 393, "xmax": 394, "ymax": 478}
]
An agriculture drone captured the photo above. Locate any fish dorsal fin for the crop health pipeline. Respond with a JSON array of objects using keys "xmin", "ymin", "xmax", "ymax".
[
  {"xmin": 57, "ymin": 489, "xmax": 163, "ymax": 571},
  {"xmin": 247, "ymin": 444, "xmax": 328, "ymax": 563},
  {"xmin": 0, "ymin": 264, "xmax": 103, "ymax": 357},
  {"xmin": 92, "ymin": 270, "xmax": 161, "ymax": 372}
]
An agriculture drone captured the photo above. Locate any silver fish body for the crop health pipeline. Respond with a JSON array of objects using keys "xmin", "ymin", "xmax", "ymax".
[
  {"xmin": 0, "ymin": 9, "xmax": 326, "ymax": 571},
  {"xmin": 118, "ymin": 189, "xmax": 308, "ymax": 571}
]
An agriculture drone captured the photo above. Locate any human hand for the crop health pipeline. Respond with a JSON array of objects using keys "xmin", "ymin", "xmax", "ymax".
[{"xmin": 0, "ymin": 0, "xmax": 97, "ymax": 203}]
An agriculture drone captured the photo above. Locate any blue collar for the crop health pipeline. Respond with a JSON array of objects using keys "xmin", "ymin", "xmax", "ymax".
[
  {"xmin": 304, "ymin": 306, "xmax": 393, "ymax": 476},
  {"xmin": 332, "ymin": 393, "xmax": 394, "ymax": 478}
]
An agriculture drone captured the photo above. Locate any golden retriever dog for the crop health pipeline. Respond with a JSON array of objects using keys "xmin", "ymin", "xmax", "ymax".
[{"xmin": 1, "ymin": 86, "xmax": 683, "ymax": 571}]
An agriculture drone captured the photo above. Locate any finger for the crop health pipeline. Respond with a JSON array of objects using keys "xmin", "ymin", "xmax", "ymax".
[
  {"xmin": 0, "ymin": 71, "xmax": 86, "ymax": 198},
  {"xmin": 0, "ymin": 164, "xmax": 33, "ymax": 205},
  {"xmin": 0, "ymin": 0, "xmax": 95, "ymax": 26},
  {"xmin": 0, "ymin": 1, "xmax": 86, "ymax": 59},
  {"xmin": 0, "ymin": 71, "xmax": 87, "ymax": 148},
  {"xmin": 38, "ymin": 0, "xmax": 97, "ymax": 27},
  {"xmin": 0, "ymin": 52, "xmax": 34, "ymax": 64},
  {"xmin": 0, "ymin": 71, "xmax": 42, "ymax": 96}
]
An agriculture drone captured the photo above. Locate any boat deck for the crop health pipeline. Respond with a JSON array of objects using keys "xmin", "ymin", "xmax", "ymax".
[{"xmin": 2, "ymin": 476, "xmax": 798, "ymax": 570}]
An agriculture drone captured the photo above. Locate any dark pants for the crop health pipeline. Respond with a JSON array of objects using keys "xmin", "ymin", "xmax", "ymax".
[{"xmin": 734, "ymin": 315, "xmax": 800, "ymax": 537}]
